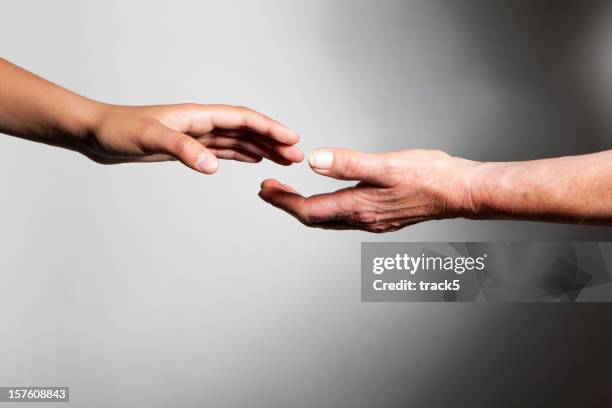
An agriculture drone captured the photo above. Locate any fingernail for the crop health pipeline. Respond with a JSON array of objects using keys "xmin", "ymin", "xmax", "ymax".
[
  {"xmin": 309, "ymin": 149, "xmax": 333, "ymax": 169},
  {"xmin": 196, "ymin": 152, "xmax": 218, "ymax": 173}
]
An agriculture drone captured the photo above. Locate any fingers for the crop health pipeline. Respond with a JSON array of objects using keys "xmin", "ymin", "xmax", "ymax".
[
  {"xmin": 190, "ymin": 104, "xmax": 301, "ymax": 146},
  {"xmin": 204, "ymin": 136, "xmax": 265, "ymax": 158},
  {"xmin": 258, "ymin": 179, "xmax": 354, "ymax": 226},
  {"xmin": 202, "ymin": 133, "xmax": 297, "ymax": 165},
  {"xmin": 258, "ymin": 179, "xmax": 307, "ymax": 220},
  {"xmin": 258, "ymin": 180, "xmax": 407, "ymax": 233},
  {"xmin": 249, "ymin": 132, "xmax": 304, "ymax": 164},
  {"xmin": 144, "ymin": 123, "xmax": 219, "ymax": 174},
  {"xmin": 207, "ymin": 148, "xmax": 262, "ymax": 163},
  {"xmin": 308, "ymin": 148, "xmax": 397, "ymax": 186}
]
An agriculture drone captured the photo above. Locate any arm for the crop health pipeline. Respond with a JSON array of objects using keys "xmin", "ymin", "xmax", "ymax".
[
  {"xmin": 0, "ymin": 58, "xmax": 302, "ymax": 173},
  {"xmin": 258, "ymin": 148, "xmax": 612, "ymax": 232},
  {"xmin": 470, "ymin": 150, "xmax": 612, "ymax": 224}
]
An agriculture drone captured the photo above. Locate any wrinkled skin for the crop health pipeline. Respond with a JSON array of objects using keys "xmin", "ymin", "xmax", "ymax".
[{"xmin": 259, "ymin": 149, "xmax": 479, "ymax": 233}]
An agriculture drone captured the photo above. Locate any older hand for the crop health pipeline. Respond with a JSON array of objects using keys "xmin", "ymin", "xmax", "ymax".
[
  {"xmin": 84, "ymin": 103, "xmax": 303, "ymax": 173},
  {"xmin": 258, "ymin": 148, "xmax": 479, "ymax": 233}
]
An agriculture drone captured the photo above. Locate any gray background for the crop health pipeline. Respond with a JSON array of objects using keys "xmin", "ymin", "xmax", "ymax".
[{"xmin": 1, "ymin": 0, "xmax": 611, "ymax": 406}]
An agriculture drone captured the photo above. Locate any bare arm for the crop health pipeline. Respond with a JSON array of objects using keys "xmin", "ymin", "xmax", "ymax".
[
  {"xmin": 259, "ymin": 148, "xmax": 612, "ymax": 232},
  {"xmin": 0, "ymin": 58, "xmax": 303, "ymax": 173},
  {"xmin": 0, "ymin": 58, "xmax": 100, "ymax": 150},
  {"xmin": 470, "ymin": 150, "xmax": 612, "ymax": 224}
]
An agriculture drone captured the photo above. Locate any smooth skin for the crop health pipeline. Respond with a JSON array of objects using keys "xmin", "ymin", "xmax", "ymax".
[
  {"xmin": 0, "ymin": 58, "xmax": 303, "ymax": 172},
  {"xmin": 259, "ymin": 148, "xmax": 612, "ymax": 232}
]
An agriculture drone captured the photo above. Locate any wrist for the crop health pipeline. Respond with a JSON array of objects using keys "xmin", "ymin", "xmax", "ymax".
[
  {"xmin": 71, "ymin": 99, "xmax": 110, "ymax": 152},
  {"xmin": 462, "ymin": 160, "xmax": 521, "ymax": 220},
  {"xmin": 440, "ymin": 156, "xmax": 486, "ymax": 219}
]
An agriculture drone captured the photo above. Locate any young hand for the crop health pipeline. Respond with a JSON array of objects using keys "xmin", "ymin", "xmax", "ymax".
[
  {"xmin": 0, "ymin": 58, "xmax": 302, "ymax": 174},
  {"xmin": 84, "ymin": 103, "xmax": 303, "ymax": 173}
]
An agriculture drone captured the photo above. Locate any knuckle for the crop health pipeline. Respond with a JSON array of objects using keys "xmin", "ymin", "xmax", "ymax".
[
  {"xmin": 363, "ymin": 221, "xmax": 397, "ymax": 233},
  {"xmin": 382, "ymin": 156, "xmax": 403, "ymax": 184},
  {"xmin": 232, "ymin": 105, "xmax": 252, "ymax": 119},
  {"xmin": 342, "ymin": 155, "xmax": 363, "ymax": 177},
  {"xmin": 430, "ymin": 149, "xmax": 450, "ymax": 158},
  {"xmin": 371, "ymin": 186, "xmax": 391, "ymax": 198},
  {"xmin": 384, "ymin": 156, "xmax": 402, "ymax": 172},
  {"xmin": 173, "ymin": 135, "xmax": 192, "ymax": 156},
  {"xmin": 354, "ymin": 210, "xmax": 379, "ymax": 225},
  {"xmin": 233, "ymin": 106, "xmax": 252, "ymax": 127},
  {"xmin": 365, "ymin": 226, "xmax": 387, "ymax": 234},
  {"xmin": 300, "ymin": 213, "xmax": 314, "ymax": 227},
  {"xmin": 299, "ymin": 207, "xmax": 318, "ymax": 227},
  {"xmin": 139, "ymin": 120, "xmax": 161, "ymax": 138}
]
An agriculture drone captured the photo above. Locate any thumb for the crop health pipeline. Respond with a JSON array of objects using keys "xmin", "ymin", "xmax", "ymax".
[
  {"xmin": 148, "ymin": 124, "xmax": 219, "ymax": 174},
  {"xmin": 308, "ymin": 148, "xmax": 394, "ymax": 186}
]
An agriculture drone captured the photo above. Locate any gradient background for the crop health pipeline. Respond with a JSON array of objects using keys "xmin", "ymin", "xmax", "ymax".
[{"xmin": 1, "ymin": 0, "xmax": 612, "ymax": 406}]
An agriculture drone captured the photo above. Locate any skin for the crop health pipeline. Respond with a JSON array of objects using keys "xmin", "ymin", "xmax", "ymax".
[
  {"xmin": 0, "ymin": 58, "xmax": 303, "ymax": 172},
  {"xmin": 3, "ymin": 58, "xmax": 612, "ymax": 231},
  {"xmin": 258, "ymin": 148, "xmax": 612, "ymax": 232}
]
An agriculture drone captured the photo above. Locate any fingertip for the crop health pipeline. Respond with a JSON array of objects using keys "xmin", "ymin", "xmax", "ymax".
[
  {"xmin": 260, "ymin": 178, "xmax": 274, "ymax": 188},
  {"xmin": 260, "ymin": 180, "xmax": 298, "ymax": 195},
  {"xmin": 275, "ymin": 145, "xmax": 303, "ymax": 164},
  {"xmin": 293, "ymin": 148, "xmax": 305, "ymax": 163},
  {"xmin": 202, "ymin": 162, "xmax": 219, "ymax": 174},
  {"xmin": 260, "ymin": 178, "xmax": 283, "ymax": 189},
  {"xmin": 271, "ymin": 122, "xmax": 300, "ymax": 144},
  {"xmin": 308, "ymin": 148, "xmax": 334, "ymax": 170},
  {"xmin": 290, "ymin": 132, "xmax": 301, "ymax": 144},
  {"xmin": 195, "ymin": 151, "xmax": 219, "ymax": 174},
  {"xmin": 258, "ymin": 185, "xmax": 279, "ymax": 202}
]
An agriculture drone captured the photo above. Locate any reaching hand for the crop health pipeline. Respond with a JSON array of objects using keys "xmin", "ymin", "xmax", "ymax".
[
  {"xmin": 85, "ymin": 104, "xmax": 303, "ymax": 173},
  {"xmin": 0, "ymin": 59, "xmax": 302, "ymax": 174},
  {"xmin": 5, "ymin": 58, "xmax": 612, "ymax": 227},
  {"xmin": 258, "ymin": 149, "xmax": 478, "ymax": 232}
]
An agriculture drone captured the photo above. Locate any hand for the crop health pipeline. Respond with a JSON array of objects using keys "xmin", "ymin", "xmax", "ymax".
[
  {"xmin": 82, "ymin": 103, "xmax": 303, "ymax": 173},
  {"xmin": 258, "ymin": 149, "xmax": 479, "ymax": 233}
]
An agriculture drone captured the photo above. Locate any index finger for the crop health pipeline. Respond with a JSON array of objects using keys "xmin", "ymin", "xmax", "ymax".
[{"xmin": 205, "ymin": 105, "xmax": 300, "ymax": 145}]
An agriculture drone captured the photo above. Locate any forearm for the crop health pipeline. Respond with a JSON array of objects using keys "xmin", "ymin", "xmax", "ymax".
[
  {"xmin": 468, "ymin": 150, "xmax": 612, "ymax": 224},
  {"xmin": 0, "ymin": 58, "xmax": 101, "ymax": 150}
]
